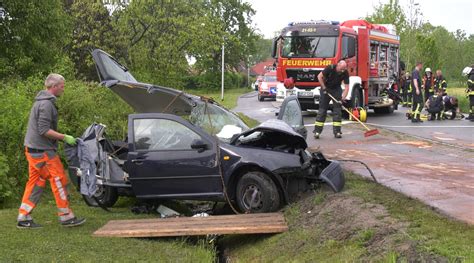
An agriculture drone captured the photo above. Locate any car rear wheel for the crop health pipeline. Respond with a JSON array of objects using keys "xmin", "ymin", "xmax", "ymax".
[
  {"xmin": 236, "ymin": 171, "xmax": 280, "ymax": 213},
  {"xmin": 258, "ymin": 93, "xmax": 264, "ymax": 101},
  {"xmin": 82, "ymin": 185, "xmax": 118, "ymax": 207}
]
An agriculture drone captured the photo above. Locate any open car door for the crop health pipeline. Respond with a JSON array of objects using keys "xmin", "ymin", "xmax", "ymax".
[{"xmin": 277, "ymin": 95, "xmax": 307, "ymax": 139}]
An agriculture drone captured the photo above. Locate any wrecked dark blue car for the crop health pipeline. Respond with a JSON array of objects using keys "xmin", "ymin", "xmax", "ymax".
[{"xmin": 67, "ymin": 49, "xmax": 344, "ymax": 213}]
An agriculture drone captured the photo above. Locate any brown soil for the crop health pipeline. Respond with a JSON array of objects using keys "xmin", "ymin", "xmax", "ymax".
[{"xmin": 289, "ymin": 191, "xmax": 448, "ymax": 262}]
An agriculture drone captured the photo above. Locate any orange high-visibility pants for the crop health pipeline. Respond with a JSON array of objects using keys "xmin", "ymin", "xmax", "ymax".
[{"xmin": 18, "ymin": 149, "xmax": 75, "ymax": 222}]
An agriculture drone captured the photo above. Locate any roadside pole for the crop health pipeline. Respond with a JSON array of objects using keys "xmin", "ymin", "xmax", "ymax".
[{"xmin": 221, "ymin": 42, "xmax": 224, "ymax": 101}]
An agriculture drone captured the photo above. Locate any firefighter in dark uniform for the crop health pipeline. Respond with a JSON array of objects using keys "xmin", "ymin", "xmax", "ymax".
[
  {"xmin": 425, "ymin": 89, "xmax": 443, "ymax": 121},
  {"xmin": 442, "ymin": 95, "xmax": 460, "ymax": 120},
  {"xmin": 313, "ymin": 60, "xmax": 350, "ymax": 139},
  {"xmin": 423, "ymin": 68, "xmax": 434, "ymax": 102},
  {"xmin": 434, "ymin": 69, "xmax": 447, "ymax": 95},
  {"xmin": 463, "ymin": 65, "xmax": 474, "ymax": 121},
  {"xmin": 411, "ymin": 62, "xmax": 424, "ymax": 123},
  {"xmin": 402, "ymin": 72, "xmax": 412, "ymax": 107}
]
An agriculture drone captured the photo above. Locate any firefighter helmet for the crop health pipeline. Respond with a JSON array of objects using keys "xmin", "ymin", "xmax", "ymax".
[
  {"xmin": 462, "ymin": 66, "xmax": 472, "ymax": 76},
  {"xmin": 425, "ymin": 68, "xmax": 431, "ymax": 72}
]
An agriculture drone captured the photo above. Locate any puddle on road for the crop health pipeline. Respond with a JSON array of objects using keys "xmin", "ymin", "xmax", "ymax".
[{"xmin": 391, "ymin": 141, "xmax": 432, "ymax": 148}]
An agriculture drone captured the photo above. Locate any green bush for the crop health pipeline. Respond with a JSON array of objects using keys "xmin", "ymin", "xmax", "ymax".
[
  {"xmin": 187, "ymin": 71, "xmax": 248, "ymax": 90},
  {"xmin": 0, "ymin": 78, "xmax": 133, "ymax": 206}
]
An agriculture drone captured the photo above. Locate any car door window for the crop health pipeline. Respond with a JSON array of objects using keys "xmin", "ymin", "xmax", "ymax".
[
  {"xmin": 280, "ymin": 99, "xmax": 303, "ymax": 128},
  {"xmin": 133, "ymin": 119, "xmax": 200, "ymax": 151},
  {"xmin": 278, "ymin": 96, "xmax": 307, "ymax": 139}
]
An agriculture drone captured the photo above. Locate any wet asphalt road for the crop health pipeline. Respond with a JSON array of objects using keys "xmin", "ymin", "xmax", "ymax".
[{"xmin": 234, "ymin": 91, "xmax": 474, "ymax": 224}]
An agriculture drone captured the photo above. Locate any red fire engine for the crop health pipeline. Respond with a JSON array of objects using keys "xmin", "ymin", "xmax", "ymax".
[{"xmin": 272, "ymin": 20, "xmax": 401, "ymax": 119}]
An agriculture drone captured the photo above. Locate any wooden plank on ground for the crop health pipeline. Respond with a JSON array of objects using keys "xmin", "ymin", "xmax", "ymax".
[{"xmin": 93, "ymin": 212, "xmax": 288, "ymax": 238}]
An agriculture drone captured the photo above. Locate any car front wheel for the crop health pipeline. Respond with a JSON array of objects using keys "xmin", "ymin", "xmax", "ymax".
[
  {"xmin": 235, "ymin": 171, "xmax": 280, "ymax": 213},
  {"xmin": 82, "ymin": 185, "xmax": 118, "ymax": 207}
]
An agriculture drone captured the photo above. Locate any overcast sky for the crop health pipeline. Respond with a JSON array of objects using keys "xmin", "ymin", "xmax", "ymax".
[{"xmin": 245, "ymin": 0, "xmax": 473, "ymax": 38}]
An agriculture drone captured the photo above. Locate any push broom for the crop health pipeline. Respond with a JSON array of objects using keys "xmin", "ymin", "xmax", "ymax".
[{"xmin": 326, "ymin": 92, "xmax": 379, "ymax": 137}]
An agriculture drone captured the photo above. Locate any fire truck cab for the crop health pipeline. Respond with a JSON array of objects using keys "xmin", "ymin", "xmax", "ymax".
[{"xmin": 272, "ymin": 20, "xmax": 400, "ymax": 116}]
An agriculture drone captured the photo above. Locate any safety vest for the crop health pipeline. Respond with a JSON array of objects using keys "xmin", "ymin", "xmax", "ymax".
[{"xmin": 468, "ymin": 75, "xmax": 474, "ymax": 95}]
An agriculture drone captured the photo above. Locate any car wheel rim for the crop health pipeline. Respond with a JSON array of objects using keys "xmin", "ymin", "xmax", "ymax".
[
  {"xmin": 242, "ymin": 184, "xmax": 263, "ymax": 211},
  {"xmin": 94, "ymin": 185, "xmax": 105, "ymax": 199}
]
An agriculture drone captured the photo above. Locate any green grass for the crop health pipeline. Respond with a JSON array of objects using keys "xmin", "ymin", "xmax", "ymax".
[
  {"xmin": 447, "ymin": 87, "xmax": 469, "ymax": 113},
  {"xmin": 346, "ymin": 173, "xmax": 474, "ymax": 261},
  {"xmin": 221, "ymin": 173, "xmax": 474, "ymax": 262},
  {"xmin": 186, "ymin": 87, "xmax": 253, "ymax": 110},
  {"xmin": 0, "ymin": 193, "xmax": 215, "ymax": 262}
]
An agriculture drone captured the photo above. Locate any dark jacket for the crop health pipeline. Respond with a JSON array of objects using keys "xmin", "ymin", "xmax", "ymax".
[{"xmin": 24, "ymin": 90, "xmax": 59, "ymax": 150}]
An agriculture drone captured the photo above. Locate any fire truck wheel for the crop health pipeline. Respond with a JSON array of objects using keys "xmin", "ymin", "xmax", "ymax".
[{"xmin": 258, "ymin": 93, "xmax": 264, "ymax": 101}]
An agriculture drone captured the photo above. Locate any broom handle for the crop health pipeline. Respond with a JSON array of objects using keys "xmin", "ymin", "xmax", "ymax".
[{"xmin": 325, "ymin": 92, "xmax": 372, "ymax": 131}]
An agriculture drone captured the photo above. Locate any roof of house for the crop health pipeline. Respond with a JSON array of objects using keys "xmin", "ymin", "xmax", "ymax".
[{"xmin": 251, "ymin": 58, "xmax": 275, "ymax": 76}]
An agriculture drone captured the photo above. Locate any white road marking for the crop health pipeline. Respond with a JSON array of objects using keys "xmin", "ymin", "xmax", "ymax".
[
  {"xmin": 433, "ymin": 136, "xmax": 456, "ymax": 141},
  {"xmin": 304, "ymin": 121, "xmax": 473, "ymax": 128},
  {"xmin": 361, "ymin": 123, "xmax": 473, "ymax": 128}
]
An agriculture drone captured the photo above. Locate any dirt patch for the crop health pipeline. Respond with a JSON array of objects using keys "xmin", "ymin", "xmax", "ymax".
[{"xmin": 289, "ymin": 191, "xmax": 447, "ymax": 262}]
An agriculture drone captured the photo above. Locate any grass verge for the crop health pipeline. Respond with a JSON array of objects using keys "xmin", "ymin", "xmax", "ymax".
[
  {"xmin": 448, "ymin": 87, "xmax": 469, "ymax": 113},
  {"xmin": 186, "ymin": 87, "xmax": 253, "ymax": 110},
  {"xmin": 221, "ymin": 172, "xmax": 474, "ymax": 262},
  {"xmin": 0, "ymin": 193, "xmax": 215, "ymax": 262}
]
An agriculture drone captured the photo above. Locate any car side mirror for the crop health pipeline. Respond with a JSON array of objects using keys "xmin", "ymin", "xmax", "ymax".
[
  {"xmin": 271, "ymin": 37, "xmax": 278, "ymax": 58},
  {"xmin": 191, "ymin": 139, "xmax": 208, "ymax": 153}
]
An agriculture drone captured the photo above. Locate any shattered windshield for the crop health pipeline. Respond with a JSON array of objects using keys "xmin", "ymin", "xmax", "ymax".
[
  {"xmin": 281, "ymin": 36, "xmax": 337, "ymax": 58},
  {"xmin": 189, "ymin": 102, "xmax": 249, "ymax": 142}
]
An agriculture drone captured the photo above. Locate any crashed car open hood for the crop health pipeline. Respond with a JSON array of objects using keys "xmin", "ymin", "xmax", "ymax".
[
  {"xmin": 231, "ymin": 119, "xmax": 307, "ymax": 149},
  {"xmin": 101, "ymin": 80, "xmax": 198, "ymax": 115}
]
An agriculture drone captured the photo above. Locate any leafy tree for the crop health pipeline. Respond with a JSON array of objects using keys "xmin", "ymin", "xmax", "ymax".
[
  {"xmin": 0, "ymin": 0, "xmax": 71, "ymax": 79},
  {"xmin": 250, "ymin": 37, "xmax": 273, "ymax": 65},
  {"xmin": 112, "ymin": 0, "xmax": 223, "ymax": 87},
  {"xmin": 203, "ymin": 0, "xmax": 258, "ymax": 72},
  {"xmin": 366, "ymin": 0, "xmax": 473, "ymax": 80},
  {"xmin": 68, "ymin": 0, "xmax": 120, "ymax": 80}
]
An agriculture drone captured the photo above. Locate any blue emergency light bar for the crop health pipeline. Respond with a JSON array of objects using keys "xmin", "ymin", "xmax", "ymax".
[{"xmin": 288, "ymin": 20, "xmax": 339, "ymax": 26}]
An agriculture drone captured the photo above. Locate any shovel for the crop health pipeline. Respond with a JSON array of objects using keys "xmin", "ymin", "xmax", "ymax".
[{"xmin": 326, "ymin": 92, "xmax": 379, "ymax": 137}]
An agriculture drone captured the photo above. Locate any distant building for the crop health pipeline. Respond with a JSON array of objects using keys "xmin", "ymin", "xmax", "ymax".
[{"xmin": 251, "ymin": 58, "xmax": 275, "ymax": 76}]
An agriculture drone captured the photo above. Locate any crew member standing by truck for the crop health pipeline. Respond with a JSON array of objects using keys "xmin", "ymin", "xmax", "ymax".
[
  {"xmin": 411, "ymin": 62, "xmax": 424, "ymax": 123},
  {"xmin": 423, "ymin": 68, "xmax": 434, "ymax": 101},
  {"xmin": 402, "ymin": 72, "xmax": 412, "ymax": 107},
  {"xmin": 463, "ymin": 65, "xmax": 474, "ymax": 121},
  {"xmin": 313, "ymin": 60, "xmax": 350, "ymax": 139},
  {"xmin": 17, "ymin": 73, "xmax": 86, "ymax": 229}
]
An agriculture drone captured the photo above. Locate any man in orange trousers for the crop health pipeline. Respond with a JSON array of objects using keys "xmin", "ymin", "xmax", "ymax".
[{"xmin": 17, "ymin": 73, "xmax": 85, "ymax": 229}]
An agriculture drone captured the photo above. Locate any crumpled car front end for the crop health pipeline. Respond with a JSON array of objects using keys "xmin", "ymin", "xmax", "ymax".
[{"xmin": 228, "ymin": 119, "xmax": 345, "ymax": 201}]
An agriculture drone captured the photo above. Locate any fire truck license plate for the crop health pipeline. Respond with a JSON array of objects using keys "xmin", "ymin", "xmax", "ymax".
[{"xmin": 298, "ymin": 91, "xmax": 313, "ymax": 97}]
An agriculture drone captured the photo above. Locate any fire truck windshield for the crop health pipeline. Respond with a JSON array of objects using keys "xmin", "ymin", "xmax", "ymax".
[{"xmin": 281, "ymin": 36, "xmax": 337, "ymax": 58}]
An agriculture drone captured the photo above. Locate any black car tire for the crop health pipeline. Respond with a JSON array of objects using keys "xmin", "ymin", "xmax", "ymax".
[
  {"xmin": 258, "ymin": 93, "xmax": 264, "ymax": 101},
  {"xmin": 236, "ymin": 171, "xmax": 280, "ymax": 213},
  {"xmin": 374, "ymin": 105, "xmax": 394, "ymax": 114},
  {"xmin": 82, "ymin": 185, "xmax": 118, "ymax": 207}
]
